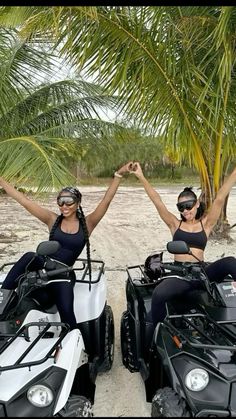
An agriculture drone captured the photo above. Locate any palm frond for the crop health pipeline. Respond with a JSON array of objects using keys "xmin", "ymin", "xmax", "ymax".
[
  {"xmin": 0, "ymin": 6, "xmax": 236, "ymax": 200},
  {"xmin": 0, "ymin": 136, "xmax": 76, "ymax": 191}
]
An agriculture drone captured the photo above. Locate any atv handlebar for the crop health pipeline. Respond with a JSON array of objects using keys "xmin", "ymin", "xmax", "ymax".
[
  {"xmin": 161, "ymin": 263, "xmax": 186, "ymax": 273},
  {"xmin": 42, "ymin": 266, "xmax": 73, "ymax": 278},
  {"xmin": 127, "ymin": 261, "xmax": 207, "ymax": 285},
  {"xmin": 161, "ymin": 262, "xmax": 205, "ymax": 278},
  {"xmin": 23, "ymin": 265, "xmax": 73, "ymax": 288}
]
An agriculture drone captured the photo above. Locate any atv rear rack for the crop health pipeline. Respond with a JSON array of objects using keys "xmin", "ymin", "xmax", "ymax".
[
  {"xmin": 74, "ymin": 258, "xmax": 105, "ymax": 285},
  {"xmin": 0, "ymin": 321, "xmax": 69, "ymax": 372},
  {"xmin": 163, "ymin": 312, "xmax": 236, "ymax": 351},
  {"xmin": 127, "ymin": 264, "xmax": 153, "ymax": 284},
  {"xmin": 0, "ymin": 258, "xmax": 105, "ymax": 287}
]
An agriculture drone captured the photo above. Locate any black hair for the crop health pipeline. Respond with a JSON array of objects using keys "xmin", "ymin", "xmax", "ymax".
[
  {"xmin": 49, "ymin": 205, "xmax": 92, "ymax": 282},
  {"xmin": 78, "ymin": 205, "xmax": 92, "ymax": 283},
  {"xmin": 178, "ymin": 187, "xmax": 205, "ymax": 220}
]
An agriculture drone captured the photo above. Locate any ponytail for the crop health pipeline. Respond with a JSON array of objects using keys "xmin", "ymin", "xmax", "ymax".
[
  {"xmin": 196, "ymin": 201, "xmax": 206, "ymax": 220},
  {"xmin": 49, "ymin": 214, "xmax": 63, "ymax": 241},
  {"xmin": 78, "ymin": 206, "xmax": 92, "ymax": 284}
]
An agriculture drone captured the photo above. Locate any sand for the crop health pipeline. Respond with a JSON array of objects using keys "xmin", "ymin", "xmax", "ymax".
[{"xmin": 1, "ymin": 184, "xmax": 236, "ymax": 417}]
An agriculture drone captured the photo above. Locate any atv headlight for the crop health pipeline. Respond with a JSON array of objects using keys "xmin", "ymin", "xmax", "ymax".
[
  {"xmin": 185, "ymin": 368, "xmax": 209, "ymax": 392},
  {"xmin": 27, "ymin": 384, "xmax": 54, "ymax": 407}
]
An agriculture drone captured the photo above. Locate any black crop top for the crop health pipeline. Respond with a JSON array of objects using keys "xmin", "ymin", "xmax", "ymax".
[
  {"xmin": 172, "ymin": 220, "xmax": 207, "ymax": 250},
  {"xmin": 49, "ymin": 219, "xmax": 86, "ymax": 266}
]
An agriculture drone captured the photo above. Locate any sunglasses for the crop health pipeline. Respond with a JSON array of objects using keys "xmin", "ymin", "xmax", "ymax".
[
  {"xmin": 176, "ymin": 199, "xmax": 197, "ymax": 212},
  {"xmin": 57, "ymin": 196, "xmax": 77, "ymax": 207}
]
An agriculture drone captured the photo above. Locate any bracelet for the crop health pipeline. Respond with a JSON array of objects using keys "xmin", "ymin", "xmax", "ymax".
[{"xmin": 114, "ymin": 171, "xmax": 123, "ymax": 178}]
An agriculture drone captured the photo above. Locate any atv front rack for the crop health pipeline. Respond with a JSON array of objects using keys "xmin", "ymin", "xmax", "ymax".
[
  {"xmin": 163, "ymin": 312, "xmax": 236, "ymax": 352},
  {"xmin": 0, "ymin": 321, "xmax": 69, "ymax": 372}
]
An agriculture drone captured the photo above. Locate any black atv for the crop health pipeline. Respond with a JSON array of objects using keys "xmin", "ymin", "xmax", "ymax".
[{"xmin": 120, "ymin": 240, "xmax": 236, "ymax": 417}]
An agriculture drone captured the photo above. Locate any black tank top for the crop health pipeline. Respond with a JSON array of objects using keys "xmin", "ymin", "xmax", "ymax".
[
  {"xmin": 49, "ymin": 219, "xmax": 86, "ymax": 266},
  {"xmin": 172, "ymin": 220, "xmax": 207, "ymax": 250}
]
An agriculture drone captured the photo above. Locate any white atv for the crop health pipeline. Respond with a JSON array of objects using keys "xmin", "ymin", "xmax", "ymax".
[{"xmin": 0, "ymin": 240, "xmax": 114, "ymax": 417}]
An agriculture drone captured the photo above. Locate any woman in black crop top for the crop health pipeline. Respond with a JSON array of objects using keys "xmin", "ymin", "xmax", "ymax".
[
  {"xmin": 130, "ymin": 161, "xmax": 236, "ymax": 327},
  {"xmin": 0, "ymin": 161, "xmax": 133, "ymax": 329}
]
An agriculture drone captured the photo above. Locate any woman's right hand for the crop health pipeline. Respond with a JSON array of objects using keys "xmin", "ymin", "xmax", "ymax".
[{"xmin": 130, "ymin": 161, "xmax": 144, "ymax": 179}]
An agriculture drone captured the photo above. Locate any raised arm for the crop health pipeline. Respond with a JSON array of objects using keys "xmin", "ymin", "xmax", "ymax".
[
  {"xmin": 86, "ymin": 161, "xmax": 133, "ymax": 234},
  {"xmin": 0, "ymin": 177, "xmax": 57, "ymax": 228},
  {"xmin": 205, "ymin": 167, "xmax": 236, "ymax": 231},
  {"xmin": 130, "ymin": 162, "xmax": 178, "ymax": 231}
]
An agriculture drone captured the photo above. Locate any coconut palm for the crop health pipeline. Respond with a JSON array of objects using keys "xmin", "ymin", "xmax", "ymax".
[
  {"xmin": 1, "ymin": 6, "xmax": 236, "ymax": 234},
  {"xmin": 0, "ymin": 25, "xmax": 130, "ymax": 192}
]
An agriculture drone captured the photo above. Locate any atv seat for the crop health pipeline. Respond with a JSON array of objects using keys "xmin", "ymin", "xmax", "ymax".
[
  {"xmin": 38, "ymin": 301, "xmax": 58, "ymax": 314},
  {"xmin": 30, "ymin": 297, "xmax": 58, "ymax": 314},
  {"xmin": 166, "ymin": 288, "xmax": 210, "ymax": 316},
  {"xmin": 28, "ymin": 288, "xmax": 58, "ymax": 314}
]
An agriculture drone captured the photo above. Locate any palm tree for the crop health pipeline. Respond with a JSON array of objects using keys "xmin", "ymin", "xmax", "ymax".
[
  {"xmin": 2, "ymin": 6, "xmax": 236, "ymax": 235},
  {"xmin": 0, "ymin": 25, "xmax": 129, "ymax": 192}
]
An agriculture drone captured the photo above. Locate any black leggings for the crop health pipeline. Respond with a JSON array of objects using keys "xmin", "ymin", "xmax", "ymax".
[
  {"xmin": 1, "ymin": 252, "xmax": 77, "ymax": 329},
  {"xmin": 151, "ymin": 256, "xmax": 236, "ymax": 327}
]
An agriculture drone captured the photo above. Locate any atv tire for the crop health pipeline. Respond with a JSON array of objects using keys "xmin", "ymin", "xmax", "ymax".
[
  {"xmin": 56, "ymin": 394, "xmax": 93, "ymax": 417},
  {"xmin": 151, "ymin": 387, "xmax": 190, "ymax": 417},
  {"xmin": 120, "ymin": 310, "xmax": 139, "ymax": 372},
  {"xmin": 98, "ymin": 304, "xmax": 114, "ymax": 372}
]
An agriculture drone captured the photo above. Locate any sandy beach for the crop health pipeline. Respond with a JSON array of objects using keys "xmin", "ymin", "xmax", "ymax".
[{"xmin": 1, "ymin": 184, "xmax": 236, "ymax": 416}]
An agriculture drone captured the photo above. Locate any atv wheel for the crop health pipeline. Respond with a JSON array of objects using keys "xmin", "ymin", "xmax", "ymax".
[
  {"xmin": 56, "ymin": 395, "xmax": 93, "ymax": 418},
  {"xmin": 151, "ymin": 387, "xmax": 190, "ymax": 417},
  {"xmin": 56, "ymin": 395, "xmax": 93, "ymax": 417},
  {"xmin": 98, "ymin": 304, "xmax": 114, "ymax": 372},
  {"xmin": 120, "ymin": 310, "xmax": 139, "ymax": 372}
]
